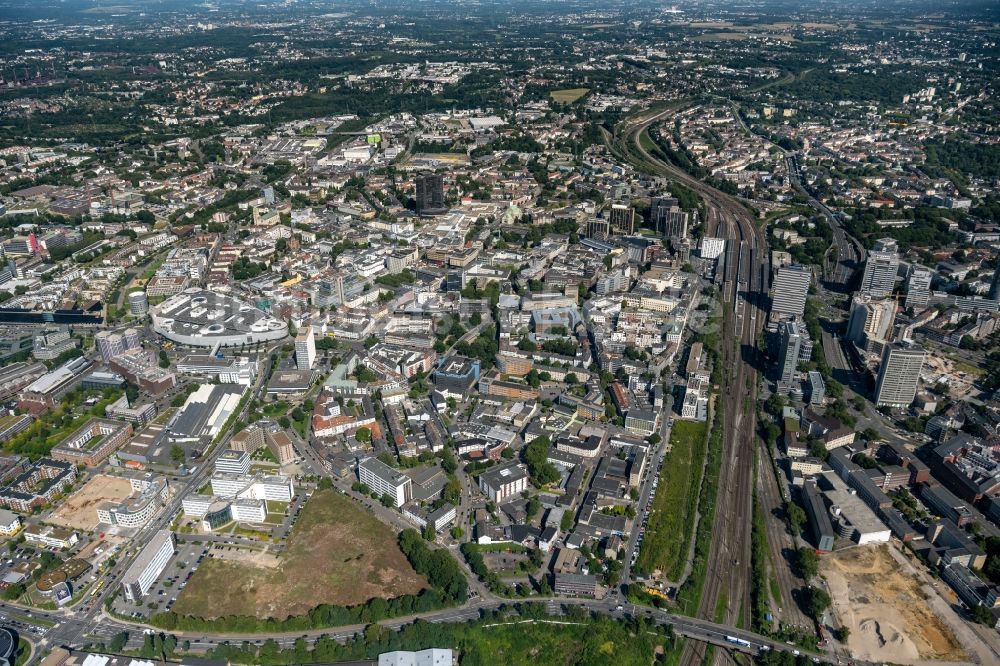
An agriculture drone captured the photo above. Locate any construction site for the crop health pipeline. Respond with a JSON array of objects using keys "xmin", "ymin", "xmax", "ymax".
[{"xmin": 822, "ymin": 545, "xmax": 969, "ymax": 664}]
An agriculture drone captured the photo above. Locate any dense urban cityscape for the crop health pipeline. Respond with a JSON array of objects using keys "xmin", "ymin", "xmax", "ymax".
[{"xmin": 0, "ymin": 0, "xmax": 998, "ymax": 664}]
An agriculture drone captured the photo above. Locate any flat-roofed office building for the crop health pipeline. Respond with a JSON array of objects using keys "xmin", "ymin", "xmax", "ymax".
[{"xmin": 121, "ymin": 529, "xmax": 174, "ymax": 601}]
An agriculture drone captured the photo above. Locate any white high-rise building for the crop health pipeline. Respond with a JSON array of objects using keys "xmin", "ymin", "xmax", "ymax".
[
  {"xmin": 846, "ymin": 295, "xmax": 896, "ymax": 351},
  {"xmin": 771, "ymin": 264, "xmax": 811, "ymax": 319},
  {"xmin": 874, "ymin": 344, "xmax": 926, "ymax": 408},
  {"xmin": 121, "ymin": 530, "xmax": 174, "ymax": 601},
  {"xmin": 295, "ymin": 325, "xmax": 316, "ymax": 370},
  {"xmin": 860, "ymin": 238, "xmax": 900, "ymax": 299},
  {"xmin": 358, "ymin": 457, "xmax": 412, "ymax": 507},
  {"xmin": 905, "ymin": 266, "xmax": 933, "ymax": 310},
  {"xmin": 777, "ymin": 320, "xmax": 803, "ymax": 394}
]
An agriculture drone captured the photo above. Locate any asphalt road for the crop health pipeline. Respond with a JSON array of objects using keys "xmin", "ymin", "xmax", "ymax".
[{"xmin": 3, "ymin": 595, "xmax": 845, "ymax": 664}]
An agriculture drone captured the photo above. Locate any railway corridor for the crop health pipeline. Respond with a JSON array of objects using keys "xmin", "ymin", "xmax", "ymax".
[{"xmin": 614, "ymin": 107, "xmax": 783, "ymax": 666}]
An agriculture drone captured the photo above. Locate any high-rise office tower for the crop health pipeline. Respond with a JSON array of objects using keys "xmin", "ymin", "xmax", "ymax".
[
  {"xmin": 415, "ymin": 173, "xmax": 445, "ymax": 214},
  {"xmin": 771, "ymin": 264, "xmax": 811, "ymax": 319},
  {"xmin": 650, "ymin": 196, "xmax": 688, "ymax": 239},
  {"xmin": 989, "ymin": 266, "xmax": 1000, "ymax": 302},
  {"xmin": 587, "ymin": 217, "xmax": 611, "ymax": 240},
  {"xmin": 860, "ymin": 238, "xmax": 900, "ymax": 298},
  {"xmin": 905, "ymin": 266, "xmax": 933, "ymax": 310},
  {"xmin": 846, "ymin": 295, "xmax": 896, "ymax": 351},
  {"xmin": 295, "ymin": 324, "xmax": 316, "ymax": 370},
  {"xmin": 777, "ymin": 319, "xmax": 803, "ymax": 394},
  {"xmin": 874, "ymin": 343, "xmax": 926, "ymax": 408},
  {"xmin": 608, "ymin": 203, "xmax": 636, "ymax": 235}
]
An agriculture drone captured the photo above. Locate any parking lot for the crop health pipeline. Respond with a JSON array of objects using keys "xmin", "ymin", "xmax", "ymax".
[
  {"xmin": 112, "ymin": 541, "xmax": 209, "ymax": 619},
  {"xmin": 630, "ymin": 451, "xmax": 665, "ymax": 571}
]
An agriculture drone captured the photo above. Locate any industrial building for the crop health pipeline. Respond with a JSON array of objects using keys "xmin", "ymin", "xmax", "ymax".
[{"xmin": 167, "ymin": 383, "xmax": 245, "ymax": 443}]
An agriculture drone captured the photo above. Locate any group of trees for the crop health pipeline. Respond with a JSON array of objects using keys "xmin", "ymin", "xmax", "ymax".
[
  {"xmin": 844, "ymin": 207, "xmax": 956, "ymax": 252},
  {"xmin": 397, "ymin": 529, "xmax": 468, "ymax": 602},
  {"xmin": 522, "ymin": 436, "xmax": 559, "ymax": 486},
  {"xmin": 231, "ymin": 256, "xmax": 270, "ymax": 281},
  {"xmin": 924, "ymin": 137, "xmax": 1000, "ymax": 181},
  {"xmin": 205, "ymin": 603, "xmax": 673, "ymax": 665},
  {"xmin": 470, "ymin": 133, "xmax": 543, "ymax": 158},
  {"xmin": 453, "ymin": 325, "xmax": 499, "ymax": 370}
]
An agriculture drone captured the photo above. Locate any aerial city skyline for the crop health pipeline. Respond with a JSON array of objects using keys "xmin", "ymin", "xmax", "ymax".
[{"xmin": 0, "ymin": 1, "xmax": 998, "ymax": 665}]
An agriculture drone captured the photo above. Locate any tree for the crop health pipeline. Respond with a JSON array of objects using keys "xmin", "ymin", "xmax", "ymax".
[
  {"xmin": 787, "ymin": 502, "xmax": 807, "ymax": 536},
  {"xmin": 170, "ymin": 445, "xmax": 185, "ymax": 464},
  {"xmin": 278, "ymin": 416, "xmax": 291, "ymax": 428},
  {"xmin": 526, "ymin": 496, "xmax": 541, "ymax": 519},
  {"xmin": 796, "ymin": 547, "xmax": 819, "ymax": 579},
  {"xmin": 972, "ymin": 604, "xmax": 996, "ymax": 626},
  {"xmin": 2, "ymin": 583, "xmax": 23, "ymax": 600},
  {"xmin": 805, "ymin": 586, "xmax": 832, "ymax": 618},
  {"xmin": 380, "ymin": 493, "xmax": 394, "ymax": 508},
  {"xmin": 356, "ymin": 426, "xmax": 372, "ymax": 442},
  {"xmin": 861, "ymin": 427, "xmax": 881, "ymax": 442},
  {"xmin": 834, "ymin": 626, "xmax": 851, "ymax": 642},
  {"xmin": 158, "ymin": 350, "xmax": 170, "ymax": 368},
  {"xmin": 440, "ymin": 447, "xmax": 457, "ymax": 474}
]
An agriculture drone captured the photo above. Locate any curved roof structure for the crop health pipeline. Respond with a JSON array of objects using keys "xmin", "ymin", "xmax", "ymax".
[{"xmin": 150, "ymin": 289, "xmax": 288, "ymax": 348}]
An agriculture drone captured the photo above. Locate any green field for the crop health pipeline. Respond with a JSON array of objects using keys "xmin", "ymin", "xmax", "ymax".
[
  {"xmin": 549, "ymin": 88, "xmax": 590, "ymax": 103},
  {"xmin": 172, "ymin": 489, "xmax": 426, "ymax": 620},
  {"xmin": 636, "ymin": 420, "xmax": 709, "ymax": 580}
]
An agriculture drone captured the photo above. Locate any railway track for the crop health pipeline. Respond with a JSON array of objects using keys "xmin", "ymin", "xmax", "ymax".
[{"xmin": 611, "ymin": 107, "xmax": 769, "ymax": 666}]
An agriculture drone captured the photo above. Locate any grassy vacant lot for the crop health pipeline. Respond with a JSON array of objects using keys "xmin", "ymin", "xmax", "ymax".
[
  {"xmin": 550, "ymin": 88, "xmax": 590, "ymax": 103},
  {"xmin": 172, "ymin": 489, "xmax": 426, "ymax": 620},
  {"xmin": 452, "ymin": 616, "xmax": 665, "ymax": 664},
  {"xmin": 636, "ymin": 420, "xmax": 708, "ymax": 580}
]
